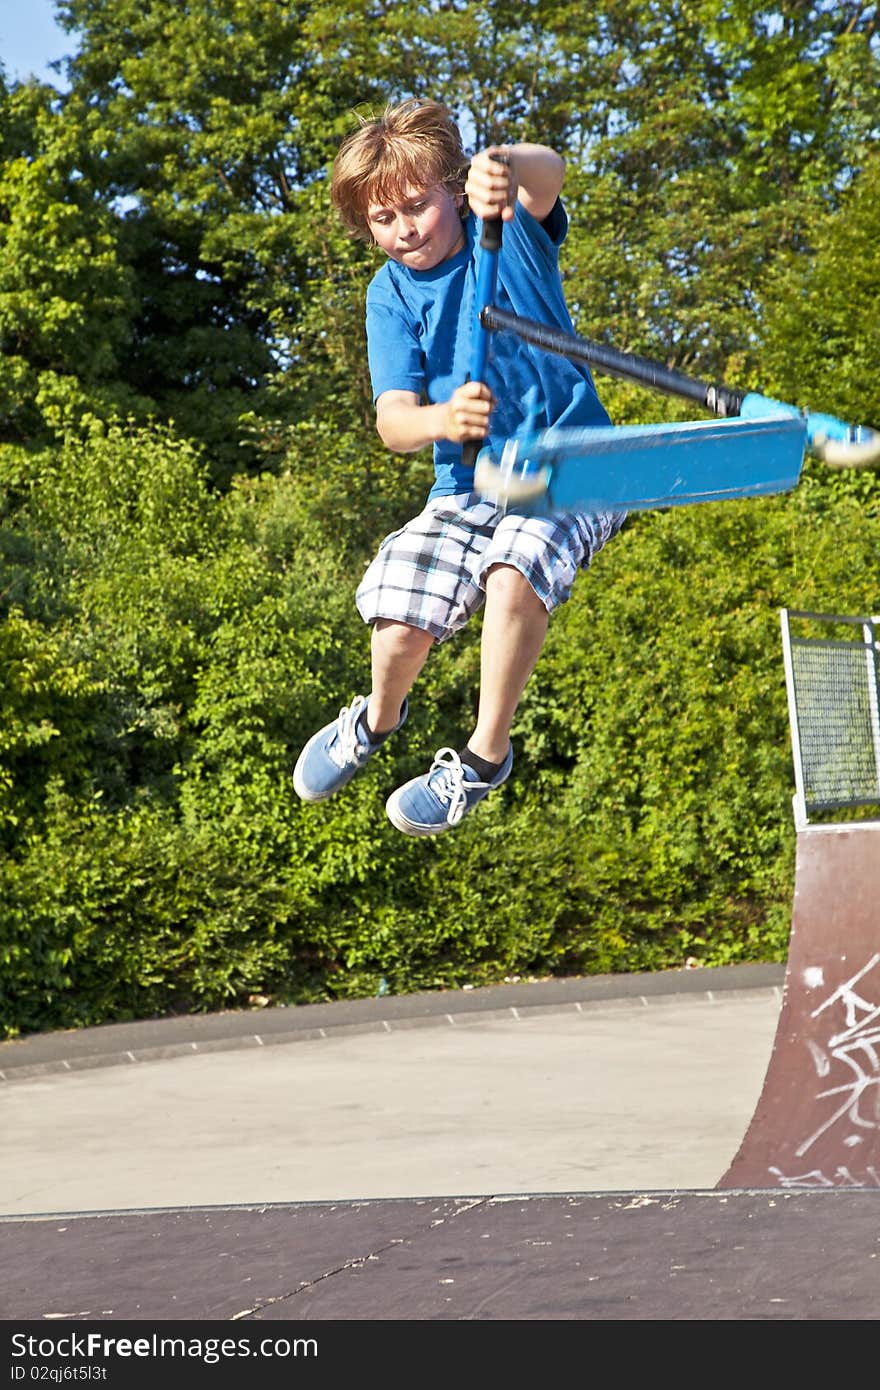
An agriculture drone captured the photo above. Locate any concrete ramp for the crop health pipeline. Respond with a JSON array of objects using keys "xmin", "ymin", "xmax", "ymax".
[{"xmin": 718, "ymin": 822, "xmax": 880, "ymax": 1189}]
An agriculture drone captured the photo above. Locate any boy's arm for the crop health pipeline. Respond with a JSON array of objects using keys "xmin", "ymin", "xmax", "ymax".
[
  {"xmin": 376, "ymin": 383, "xmax": 495, "ymax": 453},
  {"xmin": 466, "ymin": 143, "xmax": 565, "ymax": 225}
]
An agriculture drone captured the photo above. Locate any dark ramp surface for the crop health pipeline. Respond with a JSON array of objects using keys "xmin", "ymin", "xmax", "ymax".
[{"xmin": 2, "ymin": 1190, "xmax": 880, "ymax": 1321}]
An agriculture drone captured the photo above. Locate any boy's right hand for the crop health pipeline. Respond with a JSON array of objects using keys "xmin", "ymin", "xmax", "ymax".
[
  {"xmin": 442, "ymin": 380, "xmax": 496, "ymax": 444},
  {"xmin": 466, "ymin": 147, "xmax": 517, "ymax": 222}
]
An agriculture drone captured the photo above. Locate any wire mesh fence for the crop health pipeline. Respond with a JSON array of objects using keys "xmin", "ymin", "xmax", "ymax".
[{"xmin": 780, "ymin": 609, "xmax": 880, "ymax": 827}]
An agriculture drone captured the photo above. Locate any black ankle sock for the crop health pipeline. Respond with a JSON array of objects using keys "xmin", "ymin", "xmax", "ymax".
[
  {"xmin": 362, "ymin": 704, "xmax": 404, "ymax": 745},
  {"xmin": 362, "ymin": 715, "xmax": 389, "ymax": 745},
  {"xmin": 458, "ymin": 745, "xmax": 506, "ymax": 781}
]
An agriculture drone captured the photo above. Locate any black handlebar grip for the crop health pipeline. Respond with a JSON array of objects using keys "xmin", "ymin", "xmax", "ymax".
[
  {"xmin": 461, "ymin": 438, "xmax": 480, "ymax": 469},
  {"xmin": 480, "ymin": 215, "xmax": 503, "ymax": 252},
  {"xmin": 480, "ymin": 150, "xmax": 508, "ymax": 251}
]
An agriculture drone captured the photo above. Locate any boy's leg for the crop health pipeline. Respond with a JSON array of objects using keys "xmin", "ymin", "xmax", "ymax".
[
  {"xmin": 293, "ymin": 618, "xmax": 431, "ymax": 803},
  {"xmin": 385, "ymin": 564, "xmax": 542, "ymax": 836},
  {"xmin": 296, "ymin": 492, "xmax": 487, "ymax": 808},
  {"xmin": 468, "ymin": 507, "xmax": 624, "ymax": 768},
  {"xmin": 367, "ymin": 619, "xmax": 434, "ymax": 736},
  {"xmin": 385, "ymin": 506, "xmax": 623, "ymax": 836},
  {"xmin": 466, "ymin": 563, "xmax": 548, "ymax": 765}
]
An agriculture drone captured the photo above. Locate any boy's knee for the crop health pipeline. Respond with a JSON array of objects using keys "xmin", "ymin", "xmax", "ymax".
[
  {"xmin": 372, "ymin": 618, "xmax": 435, "ymax": 656},
  {"xmin": 484, "ymin": 563, "xmax": 543, "ymax": 612}
]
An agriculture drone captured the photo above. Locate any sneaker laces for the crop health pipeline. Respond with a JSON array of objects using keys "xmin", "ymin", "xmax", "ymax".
[
  {"xmin": 329, "ymin": 696, "xmax": 370, "ymax": 770},
  {"xmin": 428, "ymin": 748, "xmax": 486, "ymax": 826}
]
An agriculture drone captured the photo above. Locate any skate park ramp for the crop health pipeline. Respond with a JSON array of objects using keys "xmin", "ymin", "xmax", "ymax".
[
  {"xmin": 1, "ymin": 610, "xmax": 879, "ymax": 1329},
  {"xmin": 717, "ymin": 822, "xmax": 880, "ymax": 1189},
  {"xmin": 720, "ymin": 611, "xmax": 880, "ymax": 1191}
]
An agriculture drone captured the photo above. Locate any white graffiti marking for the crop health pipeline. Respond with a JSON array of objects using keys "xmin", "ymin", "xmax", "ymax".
[
  {"xmin": 795, "ymin": 953, "xmax": 880, "ymax": 1159},
  {"xmin": 768, "ymin": 1165, "xmax": 880, "ymax": 1190}
]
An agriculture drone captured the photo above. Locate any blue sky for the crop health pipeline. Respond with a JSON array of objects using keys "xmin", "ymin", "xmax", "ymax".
[{"xmin": 0, "ymin": 0, "xmax": 75, "ymax": 86}]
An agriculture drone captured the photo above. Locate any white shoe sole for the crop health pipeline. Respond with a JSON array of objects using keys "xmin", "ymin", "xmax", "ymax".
[{"xmin": 384, "ymin": 787, "xmax": 449, "ymax": 836}]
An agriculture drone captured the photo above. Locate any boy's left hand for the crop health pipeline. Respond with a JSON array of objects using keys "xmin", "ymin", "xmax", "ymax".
[{"xmin": 465, "ymin": 147, "xmax": 517, "ymax": 222}]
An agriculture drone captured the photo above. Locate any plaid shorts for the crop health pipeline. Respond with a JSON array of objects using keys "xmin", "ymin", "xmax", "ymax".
[{"xmin": 355, "ymin": 492, "xmax": 625, "ymax": 643}]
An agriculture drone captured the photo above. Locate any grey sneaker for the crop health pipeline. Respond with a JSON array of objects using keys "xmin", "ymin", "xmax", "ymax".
[
  {"xmin": 385, "ymin": 745, "xmax": 513, "ymax": 836},
  {"xmin": 293, "ymin": 695, "xmax": 408, "ymax": 803}
]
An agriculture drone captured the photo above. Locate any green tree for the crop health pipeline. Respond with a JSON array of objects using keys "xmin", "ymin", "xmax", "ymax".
[
  {"xmin": 561, "ymin": 0, "xmax": 880, "ymax": 406},
  {"xmin": 50, "ymin": 0, "xmax": 402, "ymax": 474},
  {"xmin": 0, "ymin": 81, "xmax": 142, "ymax": 445},
  {"xmin": 3, "ymin": 3, "xmax": 874, "ymax": 460},
  {"xmin": 757, "ymin": 146, "xmax": 880, "ymax": 435},
  {"xmin": 2, "ymin": 3, "xmax": 879, "ymax": 1040}
]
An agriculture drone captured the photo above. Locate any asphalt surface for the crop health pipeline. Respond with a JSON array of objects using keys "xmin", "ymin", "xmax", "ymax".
[{"xmin": 0, "ymin": 962, "xmax": 784, "ymax": 1218}]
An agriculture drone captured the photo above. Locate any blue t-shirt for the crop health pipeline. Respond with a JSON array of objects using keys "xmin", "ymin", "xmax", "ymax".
[{"xmin": 366, "ymin": 200, "xmax": 610, "ymax": 498}]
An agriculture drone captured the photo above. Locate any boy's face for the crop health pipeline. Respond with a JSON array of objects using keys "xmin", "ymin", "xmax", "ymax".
[{"xmin": 366, "ymin": 182, "xmax": 465, "ymax": 270}]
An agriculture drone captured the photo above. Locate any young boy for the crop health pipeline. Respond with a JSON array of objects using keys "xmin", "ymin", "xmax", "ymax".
[{"xmin": 294, "ymin": 98, "xmax": 624, "ymax": 835}]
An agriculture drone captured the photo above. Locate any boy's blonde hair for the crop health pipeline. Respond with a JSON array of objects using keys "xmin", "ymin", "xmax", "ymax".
[{"xmin": 331, "ymin": 98, "xmax": 468, "ymax": 241}]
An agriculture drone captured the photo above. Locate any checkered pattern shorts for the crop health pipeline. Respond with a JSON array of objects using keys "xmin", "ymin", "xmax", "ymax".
[{"xmin": 355, "ymin": 493, "xmax": 625, "ymax": 643}]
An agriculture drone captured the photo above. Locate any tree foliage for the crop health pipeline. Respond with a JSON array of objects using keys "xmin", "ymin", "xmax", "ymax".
[
  {"xmin": 4, "ymin": 2, "xmax": 875, "ymax": 455},
  {"xmin": 757, "ymin": 144, "xmax": 880, "ymax": 429},
  {"xmin": 0, "ymin": 1, "xmax": 878, "ymax": 1036}
]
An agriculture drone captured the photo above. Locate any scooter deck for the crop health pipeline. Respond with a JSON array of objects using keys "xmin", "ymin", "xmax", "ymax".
[{"xmin": 474, "ymin": 414, "xmax": 807, "ymax": 512}]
